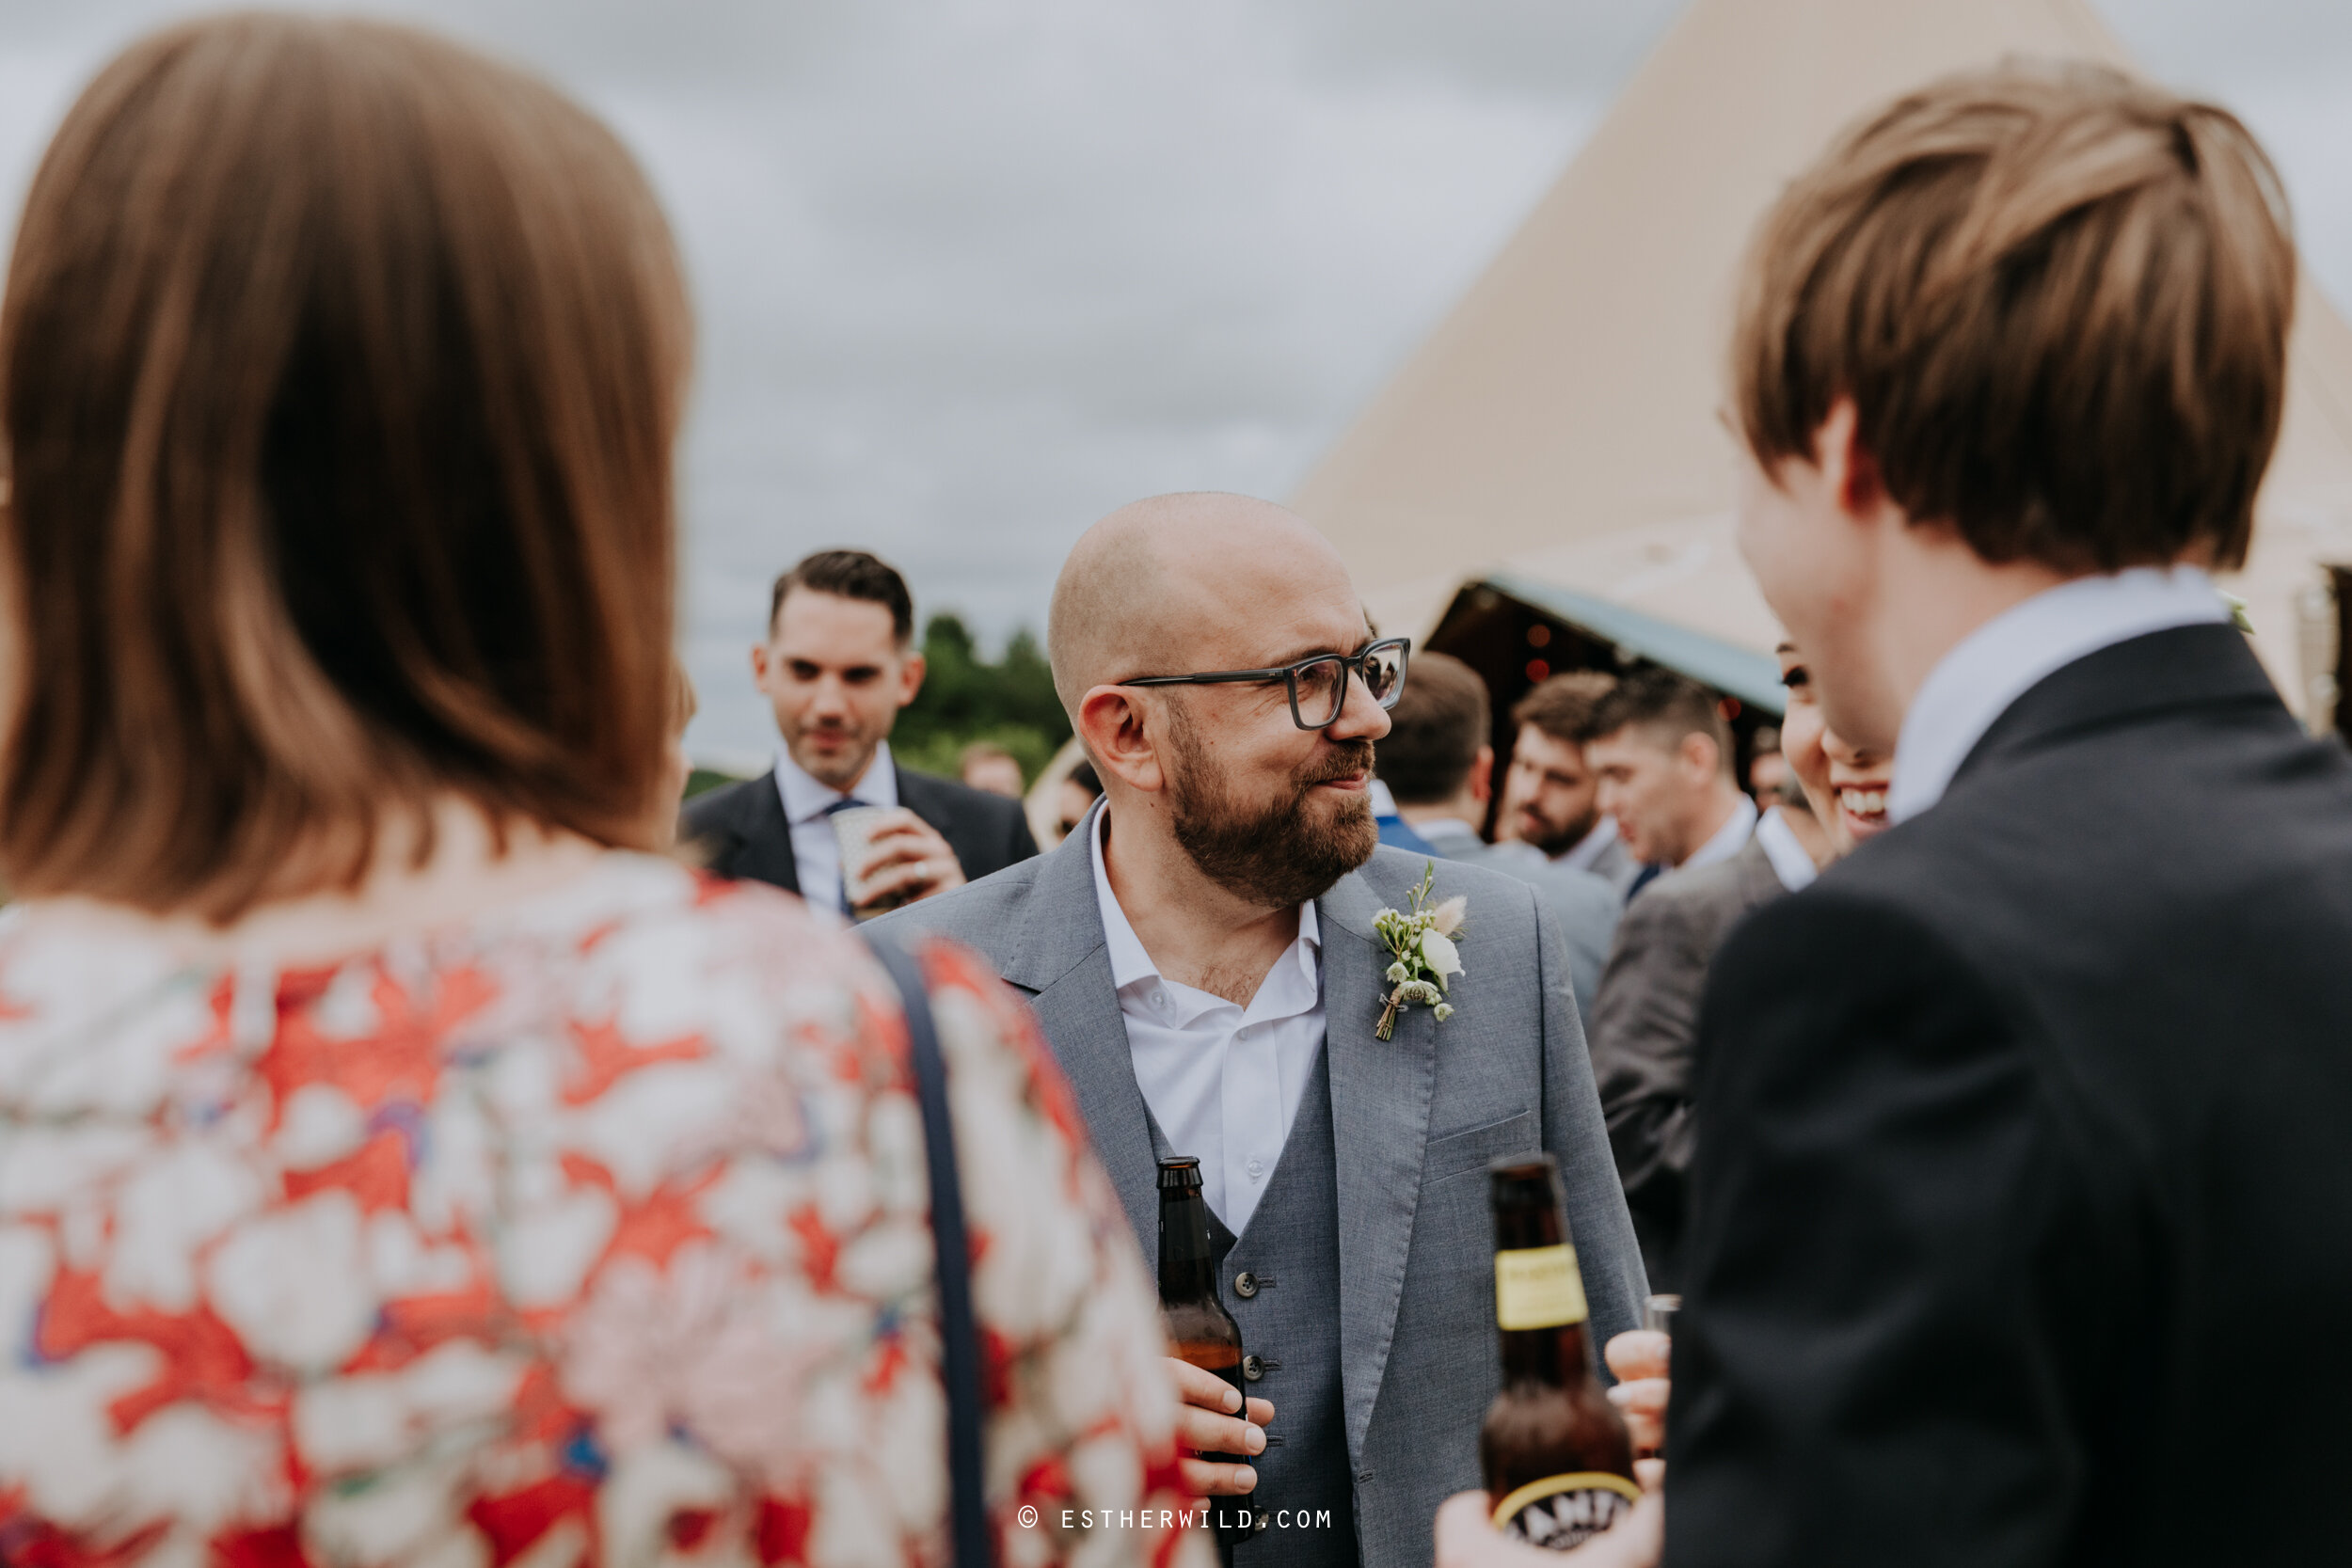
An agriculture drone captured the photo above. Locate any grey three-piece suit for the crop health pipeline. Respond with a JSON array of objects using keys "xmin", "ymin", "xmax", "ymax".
[{"xmin": 877, "ymin": 807, "xmax": 1644, "ymax": 1568}]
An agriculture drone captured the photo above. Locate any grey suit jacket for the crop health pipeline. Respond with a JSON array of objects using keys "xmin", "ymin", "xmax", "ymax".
[
  {"xmin": 1416, "ymin": 817, "xmax": 1619, "ymax": 1030},
  {"xmin": 876, "ymin": 808, "xmax": 1644, "ymax": 1568},
  {"xmin": 1580, "ymin": 831, "xmax": 1641, "ymax": 895},
  {"xmin": 1588, "ymin": 832, "xmax": 1786, "ymax": 1290}
]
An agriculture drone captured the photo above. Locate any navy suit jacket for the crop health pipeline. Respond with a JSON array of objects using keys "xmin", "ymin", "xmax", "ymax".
[
  {"xmin": 1668, "ymin": 625, "xmax": 2352, "ymax": 1566},
  {"xmin": 680, "ymin": 761, "xmax": 1038, "ymax": 897}
]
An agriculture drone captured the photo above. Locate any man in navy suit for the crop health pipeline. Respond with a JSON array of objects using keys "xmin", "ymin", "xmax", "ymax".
[
  {"xmin": 1661, "ymin": 64, "xmax": 2352, "ymax": 1568},
  {"xmin": 683, "ymin": 550, "xmax": 1035, "ymax": 911}
]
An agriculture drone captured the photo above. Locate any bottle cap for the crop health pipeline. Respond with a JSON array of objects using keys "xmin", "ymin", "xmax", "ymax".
[{"xmin": 1157, "ymin": 1156, "xmax": 1204, "ymax": 1190}]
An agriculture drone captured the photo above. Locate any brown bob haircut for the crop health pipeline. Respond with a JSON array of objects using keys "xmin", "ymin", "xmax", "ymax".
[
  {"xmin": 0, "ymin": 15, "xmax": 691, "ymax": 918},
  {"xmin": 1732, "ymin": 62, "xmax": 2294, "ymax": 574}
]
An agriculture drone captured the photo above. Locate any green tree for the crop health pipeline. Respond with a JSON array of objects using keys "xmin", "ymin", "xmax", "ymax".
[{"xmin": 891, "ymin": 613, "xmax": 1071, "ymax": 785}]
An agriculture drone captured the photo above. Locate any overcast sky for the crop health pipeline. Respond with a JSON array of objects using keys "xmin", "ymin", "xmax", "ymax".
[{"xmin": 0, "ymin": 1, "xmax": 2345, "ymax": 764}]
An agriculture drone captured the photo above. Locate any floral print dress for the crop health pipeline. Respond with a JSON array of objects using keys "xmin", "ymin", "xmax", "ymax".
[{"xmin": 0, "ymin": 854, "xmax": 1209, "ymax": 1568}]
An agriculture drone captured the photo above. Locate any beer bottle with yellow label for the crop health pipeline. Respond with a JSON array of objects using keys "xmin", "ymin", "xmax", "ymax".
[{"xmin": 1479, "ymin": 1154, "xmax": 1641, "ymax": 1550}]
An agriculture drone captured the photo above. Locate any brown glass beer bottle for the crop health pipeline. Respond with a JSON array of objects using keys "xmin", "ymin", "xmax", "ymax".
[
  {"xmin": 1479, "ymin": 1154, "xmax": 1641, "ymax": 1550},
  {"xmin": 1158, "ymin": 1156, "xmax": 1256, "ymax": 1551}
]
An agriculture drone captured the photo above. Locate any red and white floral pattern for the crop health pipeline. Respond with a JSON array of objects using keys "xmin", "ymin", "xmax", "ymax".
[{"xmin": 0, "ymin": 854, "xmax": 1210, "ymax": 1568}]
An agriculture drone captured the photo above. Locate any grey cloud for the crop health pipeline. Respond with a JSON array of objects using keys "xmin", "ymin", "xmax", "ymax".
[{"xmin": 0, "ymin": 0, "xmax": 2342, "ymax": 763}]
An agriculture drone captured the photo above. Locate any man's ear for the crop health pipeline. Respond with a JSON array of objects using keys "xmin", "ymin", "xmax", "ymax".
[
  {"xmin": 1078, "ymin": 686, "xmax": 1166, "ymax": 796},
  {"xmin": 1680, "ymin": 730, "xmax": 1722, "ymax": 782},
  {"xmin": 750, "ymin": 641, "xmax": 771, "ymax": 685},
  {"xmin": 1815, "ymin": 398, "xmax": 1886, "ymax": 520},
  {"xmin": 896, "ymin": 650, "xmax": 927, "ymax": 708},
  {"xmin": 1470, "ymin": 745, "xmax": 1496, "ymax": 807}
]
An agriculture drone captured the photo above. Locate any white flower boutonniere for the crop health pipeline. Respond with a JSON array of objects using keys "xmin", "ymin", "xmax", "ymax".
[{"xmin": 1372, "ymin": 861, "xmax": 1469, "ymax": 1041}]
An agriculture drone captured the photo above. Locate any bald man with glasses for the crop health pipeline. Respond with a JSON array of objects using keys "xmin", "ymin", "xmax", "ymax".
[{"xmin": 878, "ymin": 493, "xmax": 1642, "ymax": 1568}]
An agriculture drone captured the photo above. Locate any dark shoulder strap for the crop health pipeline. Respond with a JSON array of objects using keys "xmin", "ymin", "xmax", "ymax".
[{"xmin": 860, "ymin": 930, "xmax": 992, "ymax": 1568}]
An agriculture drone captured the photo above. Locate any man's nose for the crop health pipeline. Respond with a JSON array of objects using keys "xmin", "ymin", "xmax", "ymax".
[
  {"xmin": 1327, "ymin": 668, "xmax": 1392, "ymax": 742},
  {"xmin": 1824, "ymin": 730, "xmax": 1876, "ymax": 767}
]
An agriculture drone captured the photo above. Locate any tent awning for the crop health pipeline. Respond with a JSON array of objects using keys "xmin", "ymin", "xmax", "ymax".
[{"xmin": 1476, "ymin": 572, "xmax": 1786, "ymax": 715}]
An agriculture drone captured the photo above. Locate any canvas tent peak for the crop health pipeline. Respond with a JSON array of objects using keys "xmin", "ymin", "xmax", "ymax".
[{"xmin": 1294, "ymin": 0, "xmax": 2352, "ymax": 733}]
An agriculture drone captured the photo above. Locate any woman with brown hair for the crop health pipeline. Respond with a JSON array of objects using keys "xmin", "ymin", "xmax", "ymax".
[{"xmin": 0, "ymin": 17, "xmax": 1202, "ymax": 1567}]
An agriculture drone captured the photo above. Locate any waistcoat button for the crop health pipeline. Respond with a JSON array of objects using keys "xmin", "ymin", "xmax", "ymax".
[
  {"xmin": 1234, "ymin": 1271, "xmax": 1259, "ymax": 1298},
  {"xmin": 1242, "ymin": 1354, "xmax": 1264, "ymax": 1381}
]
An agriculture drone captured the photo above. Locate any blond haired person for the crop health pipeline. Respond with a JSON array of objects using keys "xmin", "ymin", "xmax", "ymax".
[{"xmin": 0, "ymin": 19, "xmax": 1201, "ymax": 1566}]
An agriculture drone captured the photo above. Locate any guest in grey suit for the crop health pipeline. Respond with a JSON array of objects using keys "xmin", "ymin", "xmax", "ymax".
[
  {"xmin": 1588, "ymin": 640, "xmax": 1887, "ymax": 1291},
  {"xmin": 1373, "ymin": 651, "xmax": 1620, "ymax": 1027},
  {"xmin": 878, "ymin": 494, "xmax": 1643, "ymax": 1568}
]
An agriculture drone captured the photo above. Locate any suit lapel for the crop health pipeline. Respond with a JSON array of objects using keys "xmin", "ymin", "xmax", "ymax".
[
  {"xmin": 1957, "ymin": 623, "xmax": 2282, "ymax": 792},
  {"xmin": 1318, "ymin": 865, "xmax": 1441, "ymax": 1463},
  {"xmin": 896, "ymin": 764, "xmax": 949, "ymax": 840},
  {"xmin": 733, "ymin": 771, "xmax": 802, "ymax": 895},
  {"xmin": 999, "ymin": 804, "xmax": 1160, "ymax": 1247}
]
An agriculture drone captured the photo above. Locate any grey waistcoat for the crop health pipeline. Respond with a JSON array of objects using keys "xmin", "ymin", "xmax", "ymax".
[{"xmin": 1154, "ymin": 1045, "xmax": 1361, "ymax": 1568}]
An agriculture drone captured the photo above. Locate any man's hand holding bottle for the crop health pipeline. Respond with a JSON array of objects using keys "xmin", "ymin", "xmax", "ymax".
[
  {"xmin": 1166, "ymin": 1359, "xmax": 1275, "ymax": 1496},
  {"xmin": 1435, "ymin": 1328, "xmax": 1672, "ymax": 1567}
]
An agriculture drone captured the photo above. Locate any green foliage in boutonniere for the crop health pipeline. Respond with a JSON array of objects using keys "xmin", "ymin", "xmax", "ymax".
[{"xmin": 1372, "ymin": 861, "xmax": 1468, "ymax": 1041}]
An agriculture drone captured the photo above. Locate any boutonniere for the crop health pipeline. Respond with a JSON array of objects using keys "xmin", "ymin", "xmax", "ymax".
[{"xmin": 1372, "ymin": 861, "xmax": 1468, "ymax": 1041}]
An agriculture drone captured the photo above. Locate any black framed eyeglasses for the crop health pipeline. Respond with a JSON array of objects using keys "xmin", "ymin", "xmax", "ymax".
[{"xmin": 1118, "ymin": 637, "xmax": 1411, "ymax": 731}]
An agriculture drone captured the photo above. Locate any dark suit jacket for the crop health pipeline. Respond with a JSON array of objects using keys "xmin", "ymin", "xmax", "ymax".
[
  {"xmin": 1588, "ymin": 832, "xmax": 1785, "ymax": 1291},
  {"xmin": 1665, "ymin": 625, "xmax": 2352, "ymax": 1567},
  {"xmin": 680, "ymin": 761, "xmax": 1039, "ymax": 897}
]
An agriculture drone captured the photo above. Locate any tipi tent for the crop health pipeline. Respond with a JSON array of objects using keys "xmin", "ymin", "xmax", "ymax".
[{"xmin": 1293, "ymin": 0, "xmax": 2352, "ymax": 730}]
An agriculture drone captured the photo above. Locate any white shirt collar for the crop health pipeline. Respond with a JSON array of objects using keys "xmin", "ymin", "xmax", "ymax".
[
  {"xmin": 1681, "ymin": 791, "xmax": 1758, "ymax": 872},
  {"xmin": 1089, "ymin": 803, "xmax": 1321, "ymax": 1007},
  {"xmin": 774, "ymin": 739, "xmax": 899, "ymax": 826},
  {"xmin": 1890, "ymin": 565, "xmax": 2230, "ymax": 825},
  {"xmin": 1367, "ymin": 779, "xmax": 1403, "ymax": 819},
  {"xmin": 1752, "ymin": 805, "xmax": 1818, "ymax": 893},
  {"xmin": 1559, "ymin": 816, "xmax": 1622, "ymax": 872}
]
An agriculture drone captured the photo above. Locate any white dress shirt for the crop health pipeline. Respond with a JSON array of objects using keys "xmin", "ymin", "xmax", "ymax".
[
  {"xmin": 773, "ymin": 740, "xmax": 900, "ymax": 913},
  {"xmin": 1681, "ymin": 791, "xmax": 1758, "ymax": 873},
  {"xmin": 1890, "ymin": 566, "xmax": 2231, "ymax": 824},
  {"xmin": 1752, "ymin": 804, "xmax": 1819, "ymax": 893},
  {"xmin": 1090, "ymin": 807, "xmax": 1325, "ymax": 1236}
]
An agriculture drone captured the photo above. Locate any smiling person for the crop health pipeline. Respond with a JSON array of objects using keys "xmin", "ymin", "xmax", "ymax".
[
  {"xmin": 1773, "ymin": 643, "xmax": 1892, "ymax": 854},
  {"xmin": 879, "ymin": 493, "xmax": 1643, "ymax": 1568},
  {"xmin": 683, "ymin": 549, "xmax": 1038, "ymax": 913}
]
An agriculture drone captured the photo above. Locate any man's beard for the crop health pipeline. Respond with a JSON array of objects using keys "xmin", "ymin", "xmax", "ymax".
[
  {"xmin": 1165, "ymin": 705, "xmax": 1378, "ymax": 909},
  {"xmin": 1524, "ymin": 803, "xmax": 1600, "ymax": 859}
]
